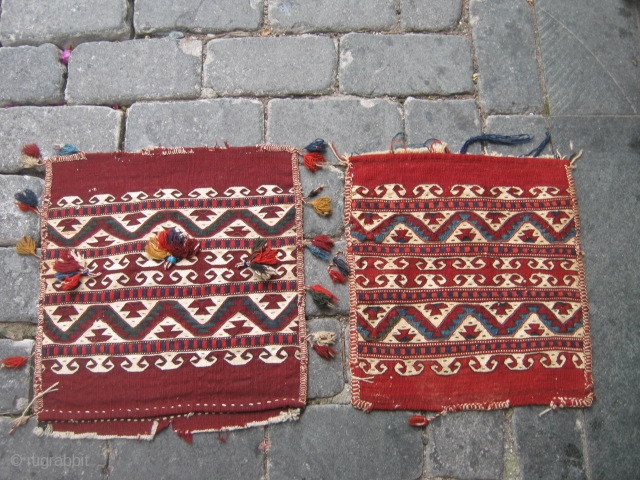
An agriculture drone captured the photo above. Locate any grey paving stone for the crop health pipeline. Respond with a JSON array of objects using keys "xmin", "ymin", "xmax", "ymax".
[
  {"xmin": 426, "ymin": 411, "xmax": 504, "ymax": 479},
  {"xmin": 124, "ymin": 99, "xmax": 264, "ymax": 151},
  {"xmin": 305, "ymin": 240, "xmax": 349, "ymax": 317},
  {"xmin": 485, "ymin": 115, "xmax": 551, "ymax": 157},
  {"xmin": 550, "ymin": 116, "xmax": 640, "ymax": 480},
  {"xmin": 66, "ymin": 38, "xmax": 202, "ymax": 105},
  {"xmin": 513, "ymin": 408, "xmax": 586, "ymax": 480},
  {"xmin": 401, "ymin": 0, "xmax": 463, "ymax": 32},
  {"xmin": 301, "ymin": 165, "xmax": 345, "ymax": 239},
  {"xmin": 134, "ymin": 0, "xmax": 263, "ymax": 35},
  {"xmin": 405, "ymin": 98, "xmax": 482, "ymax": 153},
  {"xmin": 0, "ymin": 106, "xmax": 123, "ymax": 174},
  {"xmin": 269, "ymin": 0, "xmax": 396, "ymax": 33},
  {"xmin": 204, "ymin": 36, "xmax": 336, "ymax": 96},
  {"xmin": 0, "ymin": 175, "xmax": 44, "ymax": 247},
  {"xmin": 269, "ymin": 405, "xmax": 423, "ymax": 480},
  {"xmin": 0, "ymin": 417, "xmax": 107, "ymax": 479},
  {"xmin": 0, "ymin": 44, "xmax": 65, "ymax": 107},
  {"xmin": 307, "ymin": 318, "xmax": 344, "ymax": 399},
  {"xmin": 109, "ymin": 427, "xmax": 264, "ymax": 480},
  {"xmin": 0, "ymin": 248, "xmax": 39, "ymax": 323},
  {"xmin": 0, "ymin": 339, "xmax": 33, "ymax": 415},
  {"xmin": 537, "ymin": 0, "xmax": 640, "ymax": 115},
  {"xmin": 0, "ymin": 0, "xmax": 131, "ymax": 48},
  {"xmin": 470, "ymin": 0, "xmax": 543, "ymax": 114},
  {"xmin": 340, "ymin": 33, "xmax": 474, "ymax": 96},
  {"xmin": 267, "ymin": 97, "xmax": 403, "ymax": 155}
]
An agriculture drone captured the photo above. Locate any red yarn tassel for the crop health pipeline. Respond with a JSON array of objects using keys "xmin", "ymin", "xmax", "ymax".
[
  {"xmin": 1, "ymin": 356, "xmax": 30, "ymax": 369},
  {"xmin": 311, "ymin": 234, "xmax": 334, "ymax": 253},
  {"xmin": 408, "ymin": 415, "xmax": 429, "ymax": 427},
  {"xmin": 54, "ymin": 251, "xmax": 83, "ymax": 273},
  {"xmin": 328, "ymin": 266, "xmax": 347, "ymax": 283},
  {"xmin": 22, "ymin": 144, "xmax": 41, "ymax": 159},
  {"xmin": 60, "ymin": 273, "xmax": 83, "ymax": 291},
  {"xmin": 303, "ymin": 151, "xmax": 326, "ymax": 172},
  {"xmin": 312, "ymin": 344, "xmax": 337, "ymax": 360}
]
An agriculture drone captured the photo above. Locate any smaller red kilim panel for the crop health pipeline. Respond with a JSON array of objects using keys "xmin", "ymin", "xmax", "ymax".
[
  {"xmin": 34, "ymin": 145, "xmax": 306, "ymax": 440},
  {"xmin": 346, "ymin": 151, "xmax": 593, "ymax": 412}
]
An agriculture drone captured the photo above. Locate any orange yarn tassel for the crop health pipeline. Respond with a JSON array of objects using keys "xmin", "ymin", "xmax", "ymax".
[
  {"xmin": 1, "ymin": 356, "xmax": 30, "ymax": 369},
  {"xmin": 303, "ymin": 152, "xmax": 326, "ymax": 172}
]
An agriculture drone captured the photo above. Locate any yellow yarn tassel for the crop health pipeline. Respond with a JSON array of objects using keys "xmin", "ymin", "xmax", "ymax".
[
  {"xmin": 145, "ymin": 236, "xmax": 169, "ymax": 260},
  {"xmin": 306, "ymin": 196, "xmax": 332, "ymax": 216},
  {"xmin": 15, "ymin": 235, "xmax": 39, "ymax": 258}
]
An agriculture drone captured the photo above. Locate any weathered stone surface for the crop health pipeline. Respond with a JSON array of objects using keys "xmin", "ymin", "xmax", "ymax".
[
  {"xmin": 0, "ymin": 0, "xmax": 131, "ymax": 48},
  {"xmin": 270, "ymin": 0, "xmax": 395, "ymax": 33},
  {"xmin": 204, "ymin": 36, "xmax": 336, "ymax": 96},
  {"xmin": 109, "ymin": 427, "xmax": 264, "ymax": 480},
  {"xmin": 124, "ymin": 99, "xmax": 264, "ymax": 151},
  {"xmin": 300, "ymin": 165, "xmax": 345, "ymax": 239},
  {"xmin": 0, "ymin": 175, "xmax": 44, "ymax": 246},
  {"xmin": 0, "ymin": 106, "xmax": 123, "ymax": 174},
  {"xmin": 426, "ymin": 411, "xmax": 504, "ymax": 479},
  {"xmin": 485, "ymin": 114, "xmax": 551, "ymax": 156},
  {"xmin": 537, "ymin": 0, "xmax": 640, "ymax": 115},
  {"xmin": 340, "ymin": 33, "xmax": 474, "ymax": 96},
  {"xmin": 513, "ymin": 408, "xmax": 587, "ymax": 480},
  {"xmin": 0, "ymin": 339, "xmax": 33, "ymax": 414},
  {"xmin": 0, "ymin": 417, "xmax": 107, "ymax": 479},
  {"xmin": 305, "ymin": 240, "xmax": 349, "ymax": 317},
  {"xmin": 405, "ymin": 98, "xmax": 482, "ymax": 153},
  {"xmin": 134, "ymin": 0, "xmax": 263, "ymax": 35},
  {"xmin": 306, "ymin": 318, "xmax": 344, "ymax": 399},
  {"xmin": 0, "ymin": 44, "xmax": 65, "ymax": 107},
  {"xmin": 470, "ymin": 0, "xmax": 543, "ymax": 114},
  {"xmin": 66, "ymin": 39, "xmax": 202, "ymax": 105},
  {"xmin": 401, "ymin": 0, "xmax": 463, "ymax": 31},
  {"xmin": 267, "ymin": 97, "xmax": 403, "ymax": 155},
  {"xmin": 0, "ymin": 248, "xmax": 39, "ymax": 323},
  {"xmin": 550, "ymin": 116, "xmax": 640, "ymax": 480},
  {"xmin": 269, "ymin": 405, "xmax": 423, "ymax": 480}
]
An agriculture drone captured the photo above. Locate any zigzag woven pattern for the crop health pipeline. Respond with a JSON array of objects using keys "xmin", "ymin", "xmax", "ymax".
[
  {"xmin": 346, "ymin": 151, "xmax": 593, "ymax": 412},
  {"xmin": 34, "ymin": 145, "xmax": 306, "ymax": 440}
]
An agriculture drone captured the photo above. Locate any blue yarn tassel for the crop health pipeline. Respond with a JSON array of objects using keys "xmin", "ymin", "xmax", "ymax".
[
  {"xmin": 524, "ymin": 132, "xmax": 551, "ymax": 157},
  {"xmin": 56, "ymin": 144, "xmax": 80, "ymax": 156},
  {"xmin": 307, "ymin": 244, "xmax": 331, "ymax": 261},
  {"xmin": 14, "ymin": 189, "xmax": 39, "ymax": 208},
  {"xmin": 460, "ymin": 134, "xmax": 533, "ymax": 154},
  {"xmin": 305, "ymin": 138, "xmax": 328, "ymax": 153},
  {"xmin": 332, "ymin": 256, "xmax": 350, "ymax": 276}
]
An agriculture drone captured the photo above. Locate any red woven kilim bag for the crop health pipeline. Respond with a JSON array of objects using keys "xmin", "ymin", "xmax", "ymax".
[
  {"xmin": 345, "ymin": 150, "xmax": 593, "ymax": 413},
  {"xmin": 34, "ymin": 145, "xmax": 306, "ymax": 440}
]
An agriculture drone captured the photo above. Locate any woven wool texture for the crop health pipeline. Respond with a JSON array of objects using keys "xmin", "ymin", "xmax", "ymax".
[
  {"xmin": 345, "ymin": 151, "xmax": 593, "ymax": 412},
  {"xmin": 34, "ymin": 145, "xmax": 306, "ymax": 440}
]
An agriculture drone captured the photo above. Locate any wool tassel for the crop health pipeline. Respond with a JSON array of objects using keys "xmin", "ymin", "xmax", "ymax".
[
  {"xmin": 328, "ymin": 265, "xmax": 347, "ymax": 283},
  {"xmin": 303, "ymin": 139, "xmax": 329, "ymax": 172},
  {"xmin": 53, "ymin": 250, "xmax": 99, "ymax": 291},
  {"xmin": 331, "ymin": 251, "xmax": 350, "ymax": 276},
  {"xmin": 20, "ymin": 144, "xmax": 43, "ymax": 168},
  {"xmin": 306, "ymin": 244, "xmax": 330, "ymax": 261},
  {"xmin": 305, "ymin": 196, "xmax": 332, "ymax": 216},
  {"xmin": 1, "ymin": 355, "xmax": 30, "ymax": 369},
  {"xmin": 14, "ymin": 189, "xmax": 40, "ymax": 214},
  {"xmin": 310, "ymin": 234, "xmax": 334, "ymax": 253},
  {"xmin": 306, "ymin": 185, "xmax": 325, "ymax": 199},
  {"xmin": 236, "ymin": 238, "xmax": 279, "ymax": 281},
  {"xmin": 306, "ymin": 284, "xmax": 337, "ymax": 309},
  {"xmin": 145, "ymin": 227, "xmax": 201, "ymax": 270},
  {"xmin": 15, "ymin": 235, "xmax": 40, "ymax": 258},
  {"xmin": 308, "ymin": 331, "xmax": 338, "ymax": 360},
  {"xmin": 55, "ymin": 143, "xmax": 80, "ymax": 156}
]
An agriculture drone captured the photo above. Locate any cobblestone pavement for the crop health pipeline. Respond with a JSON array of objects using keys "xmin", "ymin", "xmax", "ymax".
[{"xmin": 1, "ymin": 1, "xmax": 638, "ymax": 479}]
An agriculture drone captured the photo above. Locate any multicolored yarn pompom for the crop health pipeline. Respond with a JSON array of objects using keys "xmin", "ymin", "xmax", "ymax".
[
  {"xmin": 308, "ymin": 331, "xmax": 338, "ymax": 360},
  {"xmin": 303, "ymin": 138, "xmax": 328, "ymax": 172},
  {"xmin": 305, "ymin": 234, "xmax": 335, "ymax": 261},
  {"xmin": 14, "ymin": 189, "xmax": 40, "ymax": 214},
  {"xmin": 236, "ymin": 238, "xmax": 279, "ymax": 281},
  {"xmin": 306, "ymin": 284, "xmax": 338, "ymax": 309},
  {"xmin": 53, "ymin": 250, "xmax": 99, "ymax": 291},
  {"xmin": 20, "ymin": 144, "xmax": 43, "ymax": 168},
  {"xmin": 145, "ymin": 227, "xmax": 201, "ymax": 270}
]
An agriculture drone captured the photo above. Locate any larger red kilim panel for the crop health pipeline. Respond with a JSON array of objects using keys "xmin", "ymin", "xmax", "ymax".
[
  {"xmin": 346, "ymin": 151, "xmax": 593, "ymax": 412},
  {"xmin": 34, "ymin": 145, "xmax": 306, "ymax": 440}
]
